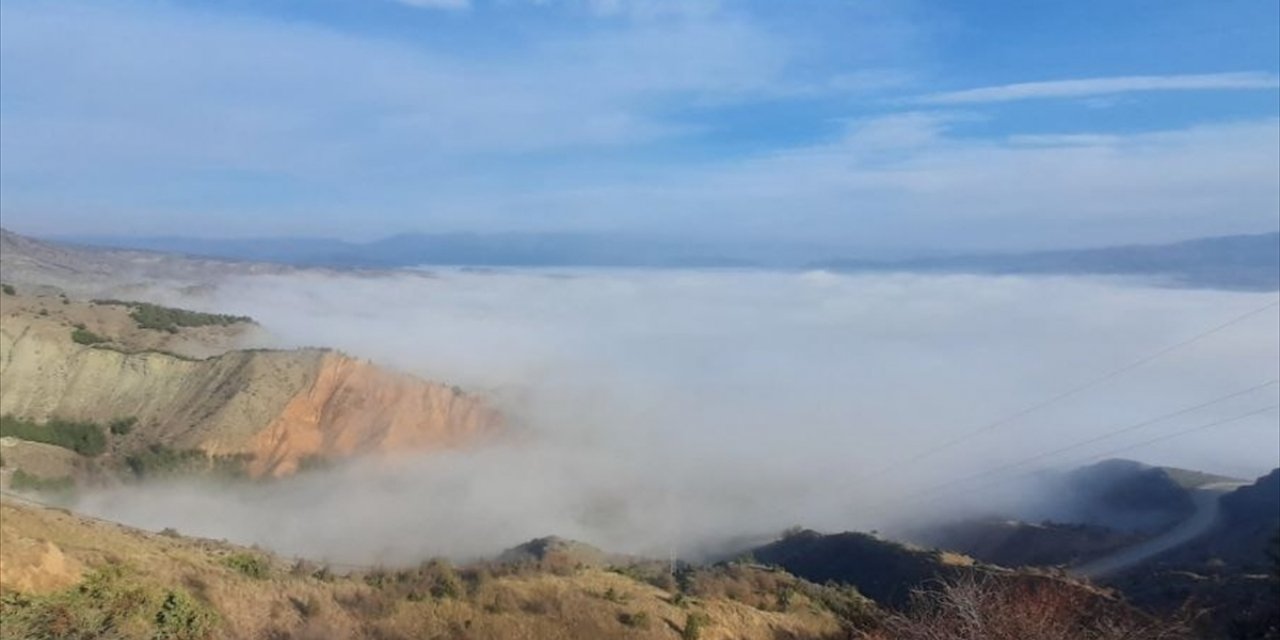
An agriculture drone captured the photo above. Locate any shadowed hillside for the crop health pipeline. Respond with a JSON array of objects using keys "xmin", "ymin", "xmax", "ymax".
[
  {"xmin": 747, "ymin": 529, "xmax": 984, "ymax": 609},
  {"xmin": 1098, "ymin": 469, "xmax": 1280, "ymax": 638}
]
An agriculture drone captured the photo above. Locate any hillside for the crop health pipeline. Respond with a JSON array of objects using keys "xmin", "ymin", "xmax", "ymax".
[
  {"xmin": 0, "ymin": 284, "xmax": 263, "ymax": 358},
  {"xmin": 0, "ymin": 290, "xmax": 501, "ymax": 480},
  {"xmin": 746, "ymin": 529, "xmax": 986, "ymax": 609},
  {"xmin": 738, "ymin": 527, "xmax": 1196, "ymax": 640},
  {"xmin": 0, "ymin": 497, "xmax": 857, "ymax": 640},
  {"xmin": 907, "ymin": 519, "xmax": 1143, "ymax": 569},
  {"xmin": 899, "ymin": 459, "xmax": 1221, "ymax": 571},
  {"xmin": 0, "ymin": 227, "xmax": 297, "ymax": 295},
  {"xmin": 1099, "ymin": 469, "xmax": 1280, "ymax": 636}
]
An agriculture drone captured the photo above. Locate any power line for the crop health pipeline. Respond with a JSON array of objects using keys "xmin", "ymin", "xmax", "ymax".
[
  {"xmin": 884, "ymin": 380, "xmax": 1277, "ymax": 505},
  {"xmin": 1086, "ymin": 404, "xmax": 1278, "ymax": 462},
  {"xmin": 853, "ymin": 298, "xmax": 1280, "ymax": 481},
  {"xmin": 859, "ymin": 402, "xmax": 1277, "ymax": 517}
]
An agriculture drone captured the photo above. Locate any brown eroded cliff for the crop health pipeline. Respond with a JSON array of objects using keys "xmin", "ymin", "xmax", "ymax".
[
  {"xmin": 0, "ymin": 291, "xmax": 502, "ymax": 477},
  {"xmin": 247, "ymin": 352, "xmax": 502, "ymax": 476}
]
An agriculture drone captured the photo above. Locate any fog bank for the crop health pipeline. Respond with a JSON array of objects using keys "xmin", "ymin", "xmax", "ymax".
[{"xmin": 74, "ymin": 270, "xmax": 1280, "ymax": 564}]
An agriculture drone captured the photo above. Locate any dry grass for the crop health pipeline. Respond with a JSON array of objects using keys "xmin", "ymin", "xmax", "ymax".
[
  {"xmin": 936, "ymin": 551, "xmax": 976, "ymax": 567},
  {"xmin": 0, "ymin": 498, "xmax": 849, "ymax": 640}
]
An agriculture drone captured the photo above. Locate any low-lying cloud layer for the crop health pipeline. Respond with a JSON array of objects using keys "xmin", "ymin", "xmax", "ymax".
[{"xmin": 75, "ymin": 270, "xmax": 1280, "ymax": 564}]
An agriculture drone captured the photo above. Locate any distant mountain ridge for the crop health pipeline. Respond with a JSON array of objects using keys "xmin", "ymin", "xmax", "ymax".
[
  {"xmin": 50, "ymin": 231, "xmax": 763, "ymax": 269},
  {"xmin": 44, "ymin": 229, "xmax": 1280, "ymax": 290},
  {"xmin": 820, "ymin": 232, "xmax": 1280, "ymax": 291}
]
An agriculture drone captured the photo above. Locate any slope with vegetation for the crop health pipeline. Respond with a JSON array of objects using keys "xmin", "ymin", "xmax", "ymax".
[
  {"xmin": 4, "ymin": 495, "xmax": 1199, "ymax": 640},
  {"xmin": 747, "ymin": 528, "xmax": 983, "ymax": 609},
  {"xmin": 0, "ymin": 291, "xmax": 502, "ymax": 482},
  {"xmin": 0, "ymin": 498, "xmax": 860, "ymax": 640}
]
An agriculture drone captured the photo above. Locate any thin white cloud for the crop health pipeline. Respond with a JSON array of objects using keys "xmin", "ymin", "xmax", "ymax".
[
  {"xmin": 917, "ymin": 72, "xmax": 1280, "ymax": 104},
  {"xmin": 392, "ymin": 0, "xmax": 470, "ymax": 10},
  {"xmin": 492, "ymin": 118, "xmax": 1280, "ymax": 251},
  {"xmin": 1, "ymin": 2, "xmax": 1276, "ymax": 248}
]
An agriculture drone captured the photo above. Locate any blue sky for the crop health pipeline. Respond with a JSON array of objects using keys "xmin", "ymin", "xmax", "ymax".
[{"xmin": 1, "ymin": 0, "xmax": 1277, "ymax": 250}]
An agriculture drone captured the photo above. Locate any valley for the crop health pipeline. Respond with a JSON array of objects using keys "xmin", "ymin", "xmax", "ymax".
[{"xmin": 0, "ymin": 229, "xmax": 1276, "ymax": 639}]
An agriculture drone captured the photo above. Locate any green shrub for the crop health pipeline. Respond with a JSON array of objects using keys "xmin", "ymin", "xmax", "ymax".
[
  {"xmin": 618, "ymin": 611, "xmax": 650, "ymax": 628},
  {"xmin": 0, "ymin": 566, "xmax": 218, "ymax": 640},
  {"xmin": 9, "ymin": 469, "xmax": 75, "ymax": 494},
  {"xmin": 123, "ymin": 445, "xmax": 251, "ymax": 480},
  {"xmin": 108, "ymin": 417, "xmax": 138, "ymax": 435},
  {"xmin": 1, "ymin": 283, "xmax": 14, "ymax": 295},
  {"xmin": 222, "ymin": 553, "xmax": 270, "ymax": 579},
  {"xmin": 125, "ymin": 445, "xmax": 204, "ymax": 478},
  {"xmin": 682, "ymin": 612, "xmax": 710, "ymax": 640},
  {"xmin": 0, "ymin": 415, "xmax": 107, "ymax": 456},
  {"xmin": 154, "ymin": 590, "xmax": 217, "ymax": 639},
  {"xmin": 363, "ymin": 568, "xmax": 390, "ymax": 589},
  {"xmin": 289, "ymin": 594, "xmax": 322, "ymax": 619},
  {"xmin": 70, "ymin": 328, "xmax": 108, "ymax": 345},
  {"xmin": 421, "ymin": 559, "xmax": 464, "ymax": 599},
  {"xmin": 776, "ymin": 585, "xmax": 794, "ymax": 610},
  {"xmin": 675, "ymin": 564, "xmax": 696, "ymax": 595},
  {"xmin": 93, "ymin": 299, "xmax": 252, "ymax": 332},
  {"xmin": 296, "ymin": 454, "xmax": 333, "ymax": 473}
]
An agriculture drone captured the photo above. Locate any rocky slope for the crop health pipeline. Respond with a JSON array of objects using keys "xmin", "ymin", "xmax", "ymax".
[{"xmin": 0, "ymin": 291, "xmax": 501, "ymax": 478}]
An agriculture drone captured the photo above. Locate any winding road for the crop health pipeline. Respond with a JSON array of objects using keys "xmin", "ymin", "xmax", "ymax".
[{"xmin": 1071, "ymin": 482, "xmax": 1244, "ymax": 579}]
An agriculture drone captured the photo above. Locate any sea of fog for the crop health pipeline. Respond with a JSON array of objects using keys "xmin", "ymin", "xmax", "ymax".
[{"xmin": 74, "ymin": 269, "xmax": 1280, "ymax": 564}]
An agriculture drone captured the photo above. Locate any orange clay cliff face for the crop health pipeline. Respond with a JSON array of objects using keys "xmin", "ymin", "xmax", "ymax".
[
  {"xmin": 247, "ymin": 352, "xmax": 502, "ymax": 476},
  {"xmin": 0, "ymin": 293, "xmax": 503, "ymax": 477}
]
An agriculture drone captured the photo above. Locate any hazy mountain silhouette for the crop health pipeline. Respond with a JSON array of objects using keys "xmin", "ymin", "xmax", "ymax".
[
  {"xmin": 820, "ymin": 232, "xmax": 1280, "ymax": 291},
  {"xmin": 51, "ymin": 230, "xmax": 1280, "ymax": 290}
]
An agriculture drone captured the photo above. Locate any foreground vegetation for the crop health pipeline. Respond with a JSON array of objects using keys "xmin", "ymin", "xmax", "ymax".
[
  {"xmin": 868, "ymin": 575, "xmax": 1195, "ymax": 640},
  {"xmin": 0, "ymin": 545, "xmax": 1210, "ymax": 640},
  {"xmin": 0, "ymin": 566, "xmax": 216, "ymax": 640},
  {"xmin": 0, "ymin": 499, "xmax": 856, "ymax": 640},
  {"xmin": 3, "ymin": 494, "xmax": 1266, "ymax": 640}
]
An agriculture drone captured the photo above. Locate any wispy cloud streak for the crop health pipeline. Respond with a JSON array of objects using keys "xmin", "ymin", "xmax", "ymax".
[{"xmin": 917, "ymin": 72, "xmax": 1280, "ymax": 104}]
